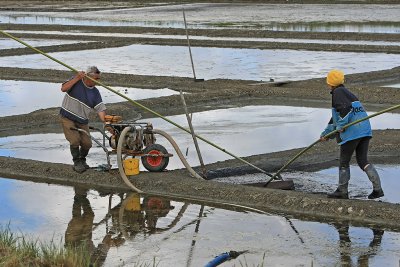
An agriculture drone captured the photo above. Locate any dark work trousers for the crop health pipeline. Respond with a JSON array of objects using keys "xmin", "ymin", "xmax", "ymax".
[
  {"xmin": 340, "ymin": 136, "xmax": 371, "ymax": 170},
  {"xmin": 60, "ymin": 116, "xmax": 92, "ymax": 150}
]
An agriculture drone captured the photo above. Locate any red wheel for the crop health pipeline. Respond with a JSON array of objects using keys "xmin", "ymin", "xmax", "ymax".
[{"xmin": 141, "ymin": 144, "xmax": 169, "ymax": 172}]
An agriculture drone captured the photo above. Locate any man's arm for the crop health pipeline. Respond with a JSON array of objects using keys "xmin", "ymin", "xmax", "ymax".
[
  {"xmin": 61, "ymin": 71, "xmax": 85, "ymax": 92},
  {"xmin": 98, "ymin": 111, "xmax": 106, "ymax": 122}
]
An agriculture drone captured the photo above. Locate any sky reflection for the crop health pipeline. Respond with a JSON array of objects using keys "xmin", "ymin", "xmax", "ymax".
[
  {"xmin": 1, "ymin": 4, "xmax": 400, "ymax": 33},
  {"xmin": 0, "ymin": 38, "xmax": 91, "ymax": 50},
  {"xmin": 0, "ymin": 178, "xmax": 399, "ymax": 266},
  {"xmin": 6, "ymin": 30, "xmax": 400, "ymax": 46},
  {"xmin": 1, "ymin": 45, "xmax": 400, "ymax": 81},
  {"xmin": 0, "ymin": 80, "xmax": 177, "ymax": 116}
]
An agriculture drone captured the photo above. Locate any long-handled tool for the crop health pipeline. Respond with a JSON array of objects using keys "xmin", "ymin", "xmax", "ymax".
[
  {"xmin": 0, "ymin": 30, "xmax": 275, "ymax": 179},
  {"xmin": 264, "ymin": 103, "xmax": 400, "ymax": 186},
  {"xmin": 182, "ymin": 8, "xmax": 204, "ymax": 82}
]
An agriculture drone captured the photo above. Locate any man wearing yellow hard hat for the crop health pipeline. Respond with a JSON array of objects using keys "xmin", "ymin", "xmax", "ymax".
[{"xmin": 320, "ymin": 70, "xmax": 384, "ymax": 199}]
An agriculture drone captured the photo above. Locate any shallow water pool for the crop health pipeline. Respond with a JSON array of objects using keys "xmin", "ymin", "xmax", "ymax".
[
  {"xmin": 0, "ymin": 178, "xmax": 399, "ymax": 266},
  {"xmin": 1, "ymin": 3, "xmax": 400, "ymax": 33},
  {"xmin": 217, "ymin": 164, "xmax": 400, "ymax": 205},
  {"xmin": 0, "ymin": 38, "xmax": 92, "ymax": 50},
  {"xmin": 0, "ymin": 80, "xmax": 178, "ymax": 116},
  {"xmin": 7, "ymin": 30, "xmax": 400, "ymax": 46},
  {"xmin": 1, "ymin": 45, "xmax": 400, "ymax": 81},
  {"xmin": 1, "ymin": 105, "xmax": 399, "ymax": 171}
]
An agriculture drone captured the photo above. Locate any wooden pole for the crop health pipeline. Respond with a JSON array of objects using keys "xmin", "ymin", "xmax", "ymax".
[
  {"xmin": 180, "ymin": 91, "xmax": 207, "ymax": 178},
  {"xmin": 183, "ymin": 8, "xmax": 202, "ymax": 81}
]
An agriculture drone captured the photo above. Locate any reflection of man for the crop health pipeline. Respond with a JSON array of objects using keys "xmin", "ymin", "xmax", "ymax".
[
  {"xmin": 65, "ymin": 187, "xmax": 95, "ymax": 252},
  {"xmin": 358, "ymin": 229, "xmax": 384, "ymax": 266},
  {"xmin": 65, "ymin": 187, "xmax": 124, "ymax": 266},
  {"xmin": 332, "ymin": 222, "xmax": 384, "ymax": 266}
]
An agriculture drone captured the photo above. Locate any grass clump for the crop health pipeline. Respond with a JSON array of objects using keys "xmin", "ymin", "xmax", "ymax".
[{"xmin": 0, "ymin": 225, "xmax": 92, "ymax": 267}]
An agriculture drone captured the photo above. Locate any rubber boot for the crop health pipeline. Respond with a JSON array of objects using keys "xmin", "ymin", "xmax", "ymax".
[
  {"xmin": 70, "ymin": 146, "xmax": 86, "ymax": 173},
  {"xmin": 364, "ymin": 164, "xmax": 384, "ymax": 199},
  {"xmin": 80, "ymin": 148, "xmax": 90, "ymax": 169},
  {"xmin": 328, "ymin": 167, "xmax": 350, "ymax": 199}
]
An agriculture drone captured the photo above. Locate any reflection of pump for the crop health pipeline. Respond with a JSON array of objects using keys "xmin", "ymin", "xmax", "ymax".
[
  {"xmin": 118, "ymin": 193, "xmax": 175, "ymax": 238},
  {"xmin": 143, "ymin": 196, "xmax": 174, "ymax": 230}
]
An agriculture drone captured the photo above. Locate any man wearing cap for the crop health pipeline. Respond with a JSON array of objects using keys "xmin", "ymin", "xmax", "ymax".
[
  {"xmin": 60, "ymin": 66, "xmax": 106, "ymax": 173},
  {"xmin": 320, "ymin": 69, "xmax": 384, "ymax": 199}
]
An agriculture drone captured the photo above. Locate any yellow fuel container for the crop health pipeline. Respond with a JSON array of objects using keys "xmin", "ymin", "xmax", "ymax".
[{"xmin": 123, "ymin": 158, "xmax": 140, "ymax": 175}]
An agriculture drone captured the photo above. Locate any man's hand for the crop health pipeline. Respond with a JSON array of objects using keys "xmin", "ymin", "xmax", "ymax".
[
  {"xmin": 61, "ymin": 71, "xmax": 86, "ymax": 92},
  {"xmin": 76, "ymin": 71, "xmax": 86, "ymax": 79},
  {"xmin": 320, "ymin": 136, "xmax": 328, "ymax": 141}
]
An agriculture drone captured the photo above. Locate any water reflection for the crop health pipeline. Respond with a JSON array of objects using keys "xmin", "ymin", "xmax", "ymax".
[
  {"xmin": 0, "ymin": 80, "xmax": 177, "ymax": 116},
  {"xmin": 233, "ymin": 22, "xmax": 400, "ymax": 34},
  {"xmin": 265, "ymin": 164, "xmax": 400, "ymax": 205},
  {"xmin": 7, "ymin": 30, "xmax": 400, "ymax": 47},
  {"xmin": 1, "ymin": 45, "xmax": 400, "ymax": 81},
  {"xmin": 331, "ymin": 222, "xmax": 384, "ymax": 267},
  {"xmin": 65, "ymin": 186, "xmax": 124, "ymax": 266},
  {"xmin": 1, "ymin": 178, "xmax": 400, "ymax": 266},
  {"xmin": 118, "ymin": 193, "xmax": 176, "ymax": 237},
  {"xmin": 65, "ymin": 191, "xmax": 181, "ymax": 266},
  {"xmin": 0, "ymin": 14, "xmax": 183, "ymax": 28},
  {"xmin": 383, "ymin": 83, "xmax": 400, "ymax": 89},
  {"xmin": 1, "ymin": 106, "xmax": 400, "ymax": 170},
  {"xmin": 0, "ymin": 38, "xmax": 91, "ymax": 50},
  {"xmin": 1, "ymin": 4, "xmax": 400, "ymax": 34}
]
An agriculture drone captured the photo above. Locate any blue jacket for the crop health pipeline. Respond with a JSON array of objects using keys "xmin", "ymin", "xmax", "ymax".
[{"xmin": 321, "ymin": 85, "xmax": 372, "ymax": 145}]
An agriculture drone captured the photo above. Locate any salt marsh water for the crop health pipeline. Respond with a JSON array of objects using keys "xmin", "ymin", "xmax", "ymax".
[
  {"xmin": 216, "ymin": 164, "xmax": 400, "ymax": 205},
  {"xmin": 7, "ymin": 30, "xmax": 400, "ymax": 46},
  {"xmin": 383, "ymin": 83, "xmax": 400, "ymax": 88},
  {"xmin": 1, "ymin": 105, "xmax": 400, "ymax": 171},
  {"xmin": 0, "ymin": 178, "xmax": 399, "ymax": 266},
  {"xmin": 0, "ymin": 38, "xmax": 92, "ymax": 50},
  {"xmin": 0, "ymin": 80, "xmax": 177, "ymax": 116},
  {"xmin": 1, "ymin": 4, "xmax": 400, "ymax": 33},
  {"xmin": 1, "ymin": 45, "xmax": 399, "ymax": 81}
]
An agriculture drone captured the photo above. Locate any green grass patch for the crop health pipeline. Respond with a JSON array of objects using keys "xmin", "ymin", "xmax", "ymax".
[{"xmin": 0, "ymin": 225, "xmax": 92, "ymax": 267}]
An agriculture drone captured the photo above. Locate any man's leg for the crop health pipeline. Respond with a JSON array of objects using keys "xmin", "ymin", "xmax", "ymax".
[
  {"xmin": 61, "ymin": 117, "xmax": 86, "ymax": 173},
  {"xmin": 79, "ymin": 123, "xmax": 92, "ymax": 169}
]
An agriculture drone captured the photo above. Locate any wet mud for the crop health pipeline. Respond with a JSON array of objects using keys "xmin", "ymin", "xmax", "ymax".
[{"xmin": 1, "ymin": 1, "xmax": 400, "ymax": 228}]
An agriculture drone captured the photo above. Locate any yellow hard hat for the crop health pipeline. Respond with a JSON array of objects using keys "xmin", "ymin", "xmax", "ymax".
[{"xmin": 326, "ymin": 69, "xmax": 345, "ymax": 87}]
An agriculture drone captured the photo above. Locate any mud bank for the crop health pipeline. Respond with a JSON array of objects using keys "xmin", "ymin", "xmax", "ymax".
[
  {"xmin": 1, "ymin": 146, "xmax": 400, "ymax": 231},
  {"xmin": 1, "ymin": 129, "xmax": 400, "ymax": 229}
]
